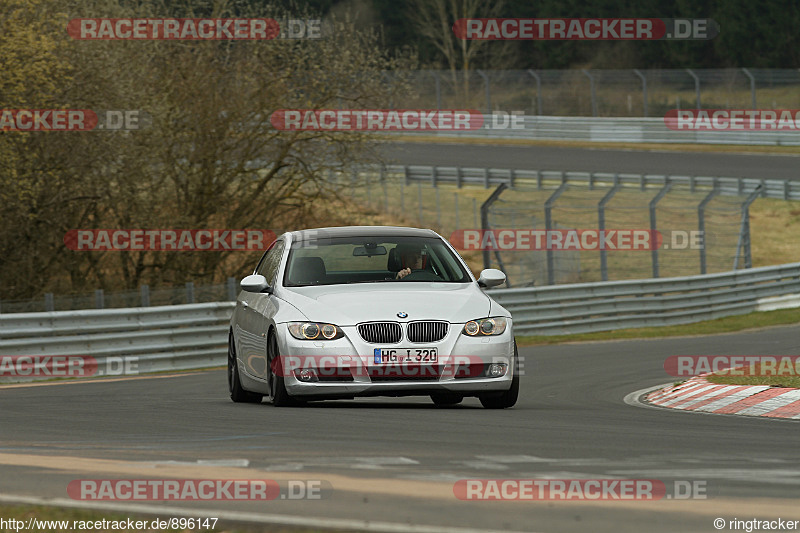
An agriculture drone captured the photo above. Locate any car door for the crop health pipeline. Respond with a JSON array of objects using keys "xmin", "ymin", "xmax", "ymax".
[
  {"xmin": 243, "ymin": 239, "xmax": 285, "ymax": 380},
  {"xmin": 236, "ymin": 239, "xmax": 284, "ymax": 381}
]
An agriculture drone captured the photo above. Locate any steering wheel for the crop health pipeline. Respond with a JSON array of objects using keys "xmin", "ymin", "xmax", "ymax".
[{"xmin": 399, "ymin": 270, "xmax": 442, "ymax": 281}]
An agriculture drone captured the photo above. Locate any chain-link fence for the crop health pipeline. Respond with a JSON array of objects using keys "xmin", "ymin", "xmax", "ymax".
[
  {"xmin": 0, "ymin": 165, "xmax": 776, "ymax": 311},
  {"xmin": 387, "ymin": 69, "xmax": 800, "ymax": 116},
  {"xmin": 347, "ymin": 166, "xmax": 758, "ymax": 286},
  {"xmin": 0, "ymin": 280, "xmax": 237, "ymax": 314}
]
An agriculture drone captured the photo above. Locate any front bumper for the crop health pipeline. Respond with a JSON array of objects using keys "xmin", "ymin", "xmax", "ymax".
[{"xmin": 277, "ymin": 320, "xmax": 515, "ymax": 398}]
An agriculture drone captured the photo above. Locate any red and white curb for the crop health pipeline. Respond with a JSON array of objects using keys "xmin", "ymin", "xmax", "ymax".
[{"xmin": 646, "ymin": 375, "xmax": 800, "ymax": 419}]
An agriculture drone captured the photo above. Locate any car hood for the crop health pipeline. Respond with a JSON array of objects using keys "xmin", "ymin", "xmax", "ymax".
[{"xmin": 277, "ymin": 282, "xmax": 492, "ymax": 325}]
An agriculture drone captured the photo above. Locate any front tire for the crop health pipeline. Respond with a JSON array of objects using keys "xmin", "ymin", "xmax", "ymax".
[
  {"xmin": 267, "ymin": 331, "xmax": 303, "ymax": 407},
  {"xmin": 228, "ymin": 332, "xmax": 263, "ymax": 404},
  {"xmin": 479, "ymin": 341, "xmax": 520, "ymax": 409}
]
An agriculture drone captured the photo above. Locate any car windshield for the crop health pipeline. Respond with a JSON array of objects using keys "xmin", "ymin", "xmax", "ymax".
[{"xmin": 283, "ymin": 236, "xmax": 471, "ymax": 286}]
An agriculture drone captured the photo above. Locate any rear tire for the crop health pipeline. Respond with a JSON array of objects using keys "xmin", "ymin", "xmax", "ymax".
[
  {"xmin": 430, "ymin": 393, "xmax": 463, "ymax": 406},
  {"xmin": 267, "ymin": 331, "xmax": 303, "ymax": 407},
  {"xmin": 479, "ymin": 341, "xmax": 520, "ymax": 409},
  {"xmin": 228, "ymin": 332, "xmax": 263, "ymax": 404}
]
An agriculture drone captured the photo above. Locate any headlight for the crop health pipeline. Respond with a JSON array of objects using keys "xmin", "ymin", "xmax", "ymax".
[
  {"xmin": 462, "ymin": 317, "xmax": 507, "ymax": 336},
  {"xmin": 288, "ymin": 322, "xmax": 345, "ymax": 340}
]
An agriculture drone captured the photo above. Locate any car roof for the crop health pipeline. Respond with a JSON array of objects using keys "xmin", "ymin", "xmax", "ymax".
[{"xmin": 287, "ymin": 226, "xmax": 440, "ymax": 242}]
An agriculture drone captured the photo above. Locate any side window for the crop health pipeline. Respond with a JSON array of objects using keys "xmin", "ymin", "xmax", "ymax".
[{"xmin": 257, "ymin": 240, "xmax": 285, "ymax": 286}]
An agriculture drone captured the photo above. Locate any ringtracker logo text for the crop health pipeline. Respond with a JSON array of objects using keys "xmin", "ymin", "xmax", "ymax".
[
  {"xmin": 275, "ymin": 354, "xmax": 515, "ymax": 379},
  {"xmin": 64, "ymin": 229, "xmax": 276, "ymax": 251},
  {"xmin": 453, "ymin": 18, "xmax": 718, "ymax": 40},
  {"xmin": 450, "ymin": 229, "xmax": 707, "ymax": 251},
  {"xmin": 68, "ymin": 18, "xmax": 280, "ymax": 40},
  {"xmin": 450, "ymin": 229, "xmax": 661, "ymax": 251},
  {"xmin": 271, "ymin": 110, "xmax": 531, "ymax": 131},
  {"xmin": 665, "ymin": 109, "xmax": 800, "ymax": 131},
  {"xmin": 664, "ymin": 356, "xmax": 800, "ymax": 377},
  {"xmin": 454, "ymin": 479, "xmax": 707, "ymax": 500},
  {"xmin": 0, "ymin": 356, "xmax": 138, "ymax": 378},
  {"xmin": 1, "ymin": 109, "xmax": 145, "ymax": 131},
  {"xmin": 68, "ymin": 479, "xmax": 326, "ymax": 500},
  {"xmin": 271, "ymin": 109, "xmax": 486, "ymax": 131}
]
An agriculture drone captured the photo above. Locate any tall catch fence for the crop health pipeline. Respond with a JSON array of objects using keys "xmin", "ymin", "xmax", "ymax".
[{"xmin": 391, "ymin": 69, "xmax": 800, "ymax": 117}]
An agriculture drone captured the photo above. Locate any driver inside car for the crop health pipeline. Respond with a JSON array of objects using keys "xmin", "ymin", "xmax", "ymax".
[{"xmin": 394, "ymin": 243, "xmax": 426, "ymax": 279}]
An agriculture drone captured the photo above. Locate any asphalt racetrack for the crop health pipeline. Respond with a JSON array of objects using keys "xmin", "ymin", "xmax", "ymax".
[
  {"xmin": 1, "ymin": 324, "xmax": 799, "ymax": 533},
  {"xmin": 377, "ymin": 141, "xmax": 800, "ymax": 180}
]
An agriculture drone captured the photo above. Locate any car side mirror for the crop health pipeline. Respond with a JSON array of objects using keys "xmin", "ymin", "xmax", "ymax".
[
  {"xmin": 241, "ymin": 274, "xmax": 272, "ymax": 293},
  {"xmin": 477, "ymin": 269, "xmax": 506, "ymax": 288}
]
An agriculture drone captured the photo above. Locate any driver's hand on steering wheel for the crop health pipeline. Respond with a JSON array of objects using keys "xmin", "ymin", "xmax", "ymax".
[{"xmin": 396, "ymin": 268, "xmax": 412, "ymax": 279}]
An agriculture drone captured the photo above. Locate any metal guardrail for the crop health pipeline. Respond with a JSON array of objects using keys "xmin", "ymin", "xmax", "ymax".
[
  {"xmin": 0, "ymin": 302, "xmax": 234, "ymax": 382},
  {"xmin": 376, "ymin": 165, "xmax": 800, "ymax": 202},
  {"xmin": 2, "ymin": 262, "xmax": 800, "ymax": 381},
  {"xmin": 404, "ymin": 115, "xmax": 800, "ymax": 145},
  {"xmin": 488, "ymin": 261, "xmax": 800, "ymax": 335}
]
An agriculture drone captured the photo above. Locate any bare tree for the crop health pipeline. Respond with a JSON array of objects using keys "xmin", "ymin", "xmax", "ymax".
[
  {"xmin": 0, "ymin": 0, "xmax": 414, "ymax": 298},
  {"xmin": 407, "ymin": 0, "xmax": 511, "ymax": 106}
]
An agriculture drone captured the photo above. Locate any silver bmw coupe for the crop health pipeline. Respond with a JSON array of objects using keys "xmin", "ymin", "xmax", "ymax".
[{"xmin": 228, "ymin": 226, "xmax": 519, "ymax": 408}]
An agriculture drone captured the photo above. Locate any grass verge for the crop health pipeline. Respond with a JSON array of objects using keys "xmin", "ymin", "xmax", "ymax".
[
  {"xmin": 516, "ymin": 307, "xmax": 800, "ymax": 346},
  {"xmin": 706, "ymin": 364, "xmax": 800, "ymax": 388}
]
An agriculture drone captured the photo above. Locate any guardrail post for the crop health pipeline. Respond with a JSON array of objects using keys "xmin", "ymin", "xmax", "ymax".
[
  {"xmin": 473, "ymin": 198, "xmax": 478, "ymax": 227},
  {"xmin": 45, "ymin": 293, "xmax": 55, "ymax": 312},
  {"xmin": 741, "ymin": 68, "xmax": 756, "ymax": 108},
  {"xmin": 431, "ymin": 71, "xmax": 442, "ymax": 110},
  {"xmin": 432, "ymin": 165, "xmax": 438, "ymax": 188},
  {"xmin": 481, "ymin": 184, "xmax": 510, "ymax": 285},
  {"xmin": 227, "ymin": 277, "xmax": 237, "ymax": 301},
  {"xmin": 545, "ymin": 182, "xmax": 569, "ymax": 285},
  {"xmin": 477, "ymin": 69, "xmax": 491, "ymax": 112},
  {"xmin": 686, "ymin": 69, "xmax": 701, "ymax": 109},
  {"xmin": 186, "ymin": 282, "xmax": 195, "ymax": 304},
  {"xmin": 456, "ymin": 166, "xmax": 463, "ymax": 188},
  {"xmin": 435, "ymin": 188, "xmax": 441, "ymax": 228},
  {"xmin": 418, "ymin": 182, "xmax": 423, "ymax": 225},
  {"xmin": 140, "ymin": 285, "xmax": 150, "ymax": 307},
  {"xmin": 454, "ymin": 193, "xmax": 459, "ymax": 230},
  {"xmin": 582, "ymin": 69, "xmax": 598, "ymax": 116},
  {"xmin": 734, "ymin": 186, "xmax": 763, "ymax": 270},
  {"xmin": 598, "ymin": 175, "xmax": 621, "ymax": 281},
  {"xmin": 633, "ymin": 69, "xmax": 648, "ymax": 116},
  {"xmin": 94, "ymin": 289, "xmax": 104, "ymax": 309},
  {"xmin": 382, "ymin": 71, "xmax": 394, "ymax": 108},
  {"xmin": 698, "ymin": 181, "xmax": 720, "ymax": 275},
  {"xmin": 650, "ymin": 182, "xmax": 673, "ymax": 278},
  {"xmin": 483, "ymin": 167, "xmax": 490, "ymax": 189},
  {"xmin": 527, "ymin": 69, "xmax": 543, "ymax": 115}
]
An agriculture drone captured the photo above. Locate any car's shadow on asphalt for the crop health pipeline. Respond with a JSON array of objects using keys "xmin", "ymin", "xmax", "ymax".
[{"xmin": 234, "ymin": 398, "xmax": 508, "ymax": 409}]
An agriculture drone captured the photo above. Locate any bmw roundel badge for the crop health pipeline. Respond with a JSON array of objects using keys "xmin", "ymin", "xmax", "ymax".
[{"xmin": 397, "ymin": 312, "xmax": 408, "ymax": 318}]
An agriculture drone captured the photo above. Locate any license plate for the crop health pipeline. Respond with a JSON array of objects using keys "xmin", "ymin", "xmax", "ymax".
[{"xmin": 374, "ymin": 348, "xmax": 438, "ymax": 364}]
